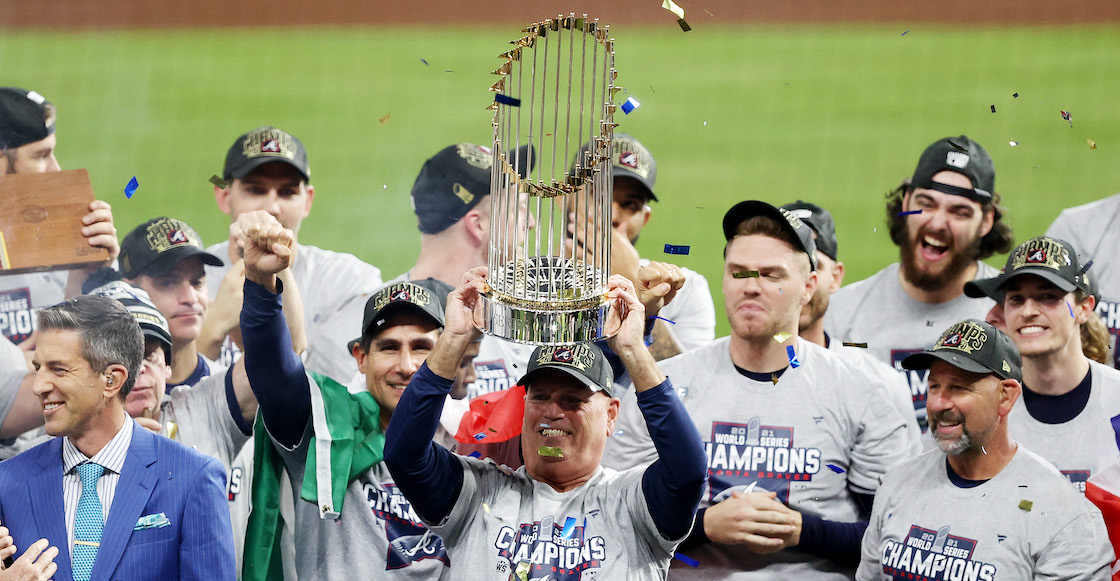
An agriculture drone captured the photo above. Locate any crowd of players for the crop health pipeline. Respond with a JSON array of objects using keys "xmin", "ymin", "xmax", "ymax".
[{"xmin": 0, "ymin": 83, "xmax": 1119, "ymax": 580}]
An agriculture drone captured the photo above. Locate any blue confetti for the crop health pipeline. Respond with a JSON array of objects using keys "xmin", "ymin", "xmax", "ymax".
[
  {"xmin": 1067, "ymin": 301, "xmax": 1074, "ymax": 317},
  {"xmin": 420, "ymin": 58, "xmax": 429, "ymax": 66},
  {"xmin": 1082, "ymin": 259, "xmax": 1094, "ymax": 273},
  {"xmin": 495, "ymin": 94, "xmax": 521, "ymax": 107},
  {"xmin": 901, "ymin": 30, "xmax": 909, "ymax": 36},
  {"xmin": 897, "ymin": 210, "xmax": 922, "ymax": 216},
  {"xmin": 674, "ymin": 553, "xmax": 700, "ymax": 568},
  {"xmin": 664, "ymin": 243, "xmax": 690, "ymax": 255},
  {"xmin": 827, "ymin": 464, "xmax": 845, "ymax": 474},
  {"xmin": 621, "ymin": 96, "xmax": 641, "ymax": 114},
  {"xmin": 787, "ymin": 345, "xmax": 800, "ymax": 369},
  {"xmin": 124, "ymin": 176, "xmax": 139, "ymax": 199},
  {"xmin": 560, "ymin": 517, "xmax": 576, "ymax": 538},
  {"xmin": 468, "ymin": 451, "xmax": 481, "ymax": 458},
  {"xmin": 654, "ymin": 315, "xmax": 677, "ymax": 325}
]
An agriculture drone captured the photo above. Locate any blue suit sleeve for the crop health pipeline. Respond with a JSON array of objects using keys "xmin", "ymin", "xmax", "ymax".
[
  {"xmin": 384, "ymin": 363, "xmax": 464, "ymax": 525},
  {"xmin": 180, "ymin": 456, "xmax": 237, "ymax": 581},
  {"xmin": 638, "ymin": 379, "xmax": 708, "ymax": 540},
  {"xmin": 240, "ymin": 279, "xmax": 311, "ymax": 448}
]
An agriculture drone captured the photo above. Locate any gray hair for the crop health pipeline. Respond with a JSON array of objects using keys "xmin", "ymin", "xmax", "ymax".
[{"xmin": 37, "ymin": 295, "xmax": 143, "ymax": 397}]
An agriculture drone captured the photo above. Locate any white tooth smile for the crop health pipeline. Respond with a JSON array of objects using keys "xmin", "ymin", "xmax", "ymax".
[
  {"xmin": 44, "ymin": 403, "xmax": 61, "ymax": 411},
  {"xmin": 1019, "ymin": 326, "xmax": 1045, "ymax": 335},
  {"xmin": 540, "ymin": 428, "xmax": 566, "ymax": 437},
  {"xmin": 923, "ymin": 236, "xmax": 947, "ymax": 248}
]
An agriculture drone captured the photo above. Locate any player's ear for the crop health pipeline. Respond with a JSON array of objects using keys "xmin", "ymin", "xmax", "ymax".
[
  {"xmin": 978, "ymin": 204, "xmax": 995, "ymax": 238},
  {"xmin": 215, "ymin": 183, "xmax": 233, "ymax": 215},
  {"xmin": 302, "ymin": 184, "xmax": 315, "ymax": 215},
  {"xmin": 605, "ymin": 398, "xmax": 620, "ymax": 435},
  {"xmin": 830, "ymin": 261, "xmax": 845, "ymax": 292},
  {"xmin": 997, "ymin": 378, "xmax": 1020, "ymax": 417}
]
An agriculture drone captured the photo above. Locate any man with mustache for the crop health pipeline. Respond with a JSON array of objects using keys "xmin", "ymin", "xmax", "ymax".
[
  {"xmin": 858, "ymin": 319, "xmax": 1113, "ymax": 579},
  {"xmin": 825, "ymin": 136, "xmax": 1015, "ymax": 432}
]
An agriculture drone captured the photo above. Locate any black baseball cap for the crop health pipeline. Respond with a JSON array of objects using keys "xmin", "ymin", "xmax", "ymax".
[
  {"xmin": 780, "ymin": 201, "xmax": 837, "ymax": 261},
  {"xmin": 349, "ymin": 279, "xmax": 450, "ymax": 352},
  {"xmin": 518, "ymin": 343, "xmax": 614, "ymax": 397},
  {"xmin": 410, "ymin": 142, "xmax": 535, "ymax": 234},
  {"xmin": 0, "ymin": 87, "xmax": 55, "ymax": 150},
  {"xmin": 119, "ymin": 217, "xmax": 224, "ymax": 279},
  {"xmin": 910, "ymin": 135, "xmax": 995, "ymax": 204},
  {"xmin": 223, "ymin": 126, "xmax": 310, "ymax": 183},
  {"xmin": 89, "ymin": 280, "xmax": 173, "ymax": 365},
  {"xmin": 723, "ymin": 200, "xmax": 818, "ymax": 271},
  {"xmin": 965, "ymin": 236, "xmax": 1092, "ymax": 301},
  {"xmin": 573, "ymin": 132, "xmax": 658, "ymax": 202},
  {"xmin": 902, "ymin": 319, "xmax": 1021, "ymax": 382}
]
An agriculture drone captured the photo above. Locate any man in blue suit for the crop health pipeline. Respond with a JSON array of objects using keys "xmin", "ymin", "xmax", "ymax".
[{"xmin": 0, "ymin": 294, "xmax": 235, "ymax": 581}]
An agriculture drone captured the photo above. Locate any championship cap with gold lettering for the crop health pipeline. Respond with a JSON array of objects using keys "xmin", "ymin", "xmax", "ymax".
[
  {"xmin": 964, "ymin": 236, "xmax": 1091, "ymax": 302},
  {"xmin": 118, "ymin": 217, "xmax": 224, "ymax": 279},
  {"xmin": 348, "ymin": 279, "xmax": 450, "ymax": 352},
  {"xmin": 902, "ymin": 319, "xmax": 1021, "ymax": 382},
  {"xmin": 518, "ymin": 343, "xmax": 614, "ymax": 397},
  {"xmin": 223, "ymin": 126, "xmax": 310, "ymax": 182}
]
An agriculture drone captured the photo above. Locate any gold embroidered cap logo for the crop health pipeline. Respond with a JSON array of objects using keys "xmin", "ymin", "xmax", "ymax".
[
  {"xmin": 1009, "ymin": 237, "xmax": 1070, "ymax": 272},
  {"xmin": 371, "ymin": 282, "xmax": 432, "ymax": 312},
  {"xmin": 453, "ymin": 183, "xmax": 475, "ymax": 205},
  {"xmin": 455, "ymin": 143, "xmax": 493, "ymax": 170},
  {"xmin": 1002, "ymin": 360, "xmax": 1011, "ymax": 373},
  {"xmin": 779, "ymin": 207, "xmax": 808, "ymax": 231},
  {"xmin": 537, "ymin": 344, "xmax": 595, "ymax": 371},
  {"xmin": 242, "ymin": 128, "xmax": 299, "ymax": 161},
  {"xmin": 144, "ymin": 218, "xmax": 202, "ymax": 254},
  {"xmin": 933, "ymin": 320, "xmax": 988, "ymax": 355},
  {"xmin": 610, "ymin": 136, "xmax": 650, "ymax": 179}
]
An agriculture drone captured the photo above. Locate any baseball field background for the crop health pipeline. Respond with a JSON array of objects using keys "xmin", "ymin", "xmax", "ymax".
[{"xmin": 3, "ymin": 1, "xmax": 1119, "ymax": 337}]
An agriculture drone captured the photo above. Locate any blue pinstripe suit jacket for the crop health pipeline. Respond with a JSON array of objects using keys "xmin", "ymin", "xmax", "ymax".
[{"xmin": 0, "ymin": 422, "xmax": 236, "ymax": 581}]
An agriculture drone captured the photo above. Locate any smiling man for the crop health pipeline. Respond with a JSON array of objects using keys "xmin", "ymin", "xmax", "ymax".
[
  {"xmin": 826, "ymin": 135, "xmax": 1015, "ymax": 432},
  {"xmin": 964, "ymin": 236, "xmax": 1120, "ymax": 489},
  {"xmin": 858, "ymin": 318, "xmax": 1113, "ymax": 580}
]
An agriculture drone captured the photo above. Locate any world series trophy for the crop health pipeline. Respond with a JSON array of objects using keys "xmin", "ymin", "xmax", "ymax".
[{"xmin": 479, "ymin": 14, "xmax": 620, "ymax": 345}]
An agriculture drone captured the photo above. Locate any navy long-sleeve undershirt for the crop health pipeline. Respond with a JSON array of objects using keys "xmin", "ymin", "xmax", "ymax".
[
  {"xmin": 384, "ymin": 363, "xmax": 708, "ymax": 540},
  {"xmin": 240, "ymin": 279, "xmax": 312, "ymax": 448}
]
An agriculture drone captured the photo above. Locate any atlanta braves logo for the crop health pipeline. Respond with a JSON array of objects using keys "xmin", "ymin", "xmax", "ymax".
[
  {"xmin": 167, "ymin": 229, "xmax": 187, "ymax": 244},
  {"xmin": 552, "ymin": 347, "xmax": 574, "ymax": 363},
  {"xmin": 619, "ymin": 151, "xmax": 639, "ymax": 169},
  {"xmin": 1026, "ymin": 249, "xmax": 1046, "ymax": 263},
  {"xmin": 260, "ymin": 139, "xmax": 280, "ymax": 153},
  {"xmin": 391, "ymin": 289, "xmax": 411, "ymax": 302},
  {"xmin": 942, "ymin": 332, "xmax": 962, "ymax": 347}
]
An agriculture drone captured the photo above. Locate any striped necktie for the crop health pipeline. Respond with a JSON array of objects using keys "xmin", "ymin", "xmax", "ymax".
[{"xmin": 73, "ymin": 461, "xmax": 105, "ymax": 581}]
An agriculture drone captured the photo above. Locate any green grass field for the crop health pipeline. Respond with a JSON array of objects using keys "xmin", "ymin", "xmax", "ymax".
[{"xmin": 3, "ymin": 24, "xmax": 1118, "ymax": 336}]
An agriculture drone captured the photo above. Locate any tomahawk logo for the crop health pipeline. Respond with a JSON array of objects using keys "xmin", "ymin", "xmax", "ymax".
[
  {"xmin": 391, "ymin": 289, "xmax": 411, "ymax": 302},
  {"xmin": 260, "ymin": 139, "xmax": 281, "ymax": 153},
  {"xmin": 366, "ymin": 483, "xmax": 450, "ymax": 570},
  {"xmin": 1026, "ymin": 249, "xmax": 1047, "ymax": 264},
  {"xmin": 705, "ymin": 419, "xmax": 821, "ymax": 504},
  {"xmin": 618, "ymin": 151, "xmax": 639, "ymax": 169},
  {"xmin": 881, "ymin": 525, "xmax": 996, "ymax": 580},
  {"xmin": 167, "ymin": 229, "xmax": 188, "ymax": 245}
]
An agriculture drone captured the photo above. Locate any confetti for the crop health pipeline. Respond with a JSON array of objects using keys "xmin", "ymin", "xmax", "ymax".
[
  {"xmin": 664, "ymin": 243, "xmax": 690, "ymax": 255},
  {"xmin": 674, "ymin": 553, "xmax": 700, "ymax": 567},
  {"xmin": 704, "ymin": 8, "xmax": 714, "ymax": 16},
  {"xmin": 419, "ymin": 58, "xmax": 429, "ymax": 66},
  {"xmin": 773, "ymin": 332, "xmax": 792, "ymax": 343},
  {"xmin": 826, "ymin": 464, "xmax": 845, "ymax": 474},
  {"xmin": 770, "ymin": 374, "xmax": 779, "ymax": 385},
  {"xmin": 468, "ymin": 451, "xmax": 481, "ymax": 458},
  {"xmin": 379, "ymin": 113, "xmax": 391, "ymax": 126},
  {"xmin": 621, "ymin": 96, "xmax": 641, "ymax": 114},
  {"xmin": 1061, "ymin": 110, "xmax": 1072, "ymax": 127},
  {"xmin": 613, "ymin": 429, "xmax": 624, "ymax": 435},
  {"xmin": 677, "ymin": 18, "xmax": 692, "ymax": 32},
  {"xmin": 209, "ymin": 175, "xmax": 228, "ymax": 188},
  {"xmin": 1012, "ymin": 92, "xmax": 1019, "ymax": 98},
  {"xmin": 538, "ymin": 446, "xmax": 564, "ymax": 458},
  {"xmin": 495, "ymin": 94, "xmax": 521, "ymax": 107},
  {"xmin": 560, "ymin": 516, "xmax": 577, "ymax": 538},
  {"xmin": 901, "ymin": 29, "xmax": 909, "ymax": 36},
  {"xmin": 482, "ymin": 502, "xmax": 491, "ymax": 514},
  {"xmin": 990, "ymin": 104, "xmax": 996, "ymax": 113},
  {"xmin": 1088, "ymin": 139, "xmax": 1098, "ymax": 150},
  {"xmin": 1018, "ymin": 499, "xmax": 1033, "ymax": 512},
  {"xmin": 661, "ymin": 0, "xmax": 686, "ymax": 20},
  {"xmin": 124, "ymin": 176, "xmax": 139, "ymax": 199},
  {"xmin": 654, "ymin": 315, "xmax": 677, "ymax": 325},
  {"xmin": 1067, "ymin": 301, "xmax": 1074, "ymax": 317},
  {"xmin": 787, "ymin": 345, "xmax": 800, "ymax": 369},
  {"xmin": 732, "ymin": 271, "xmax": 760, "ymax": 279},
  {"xmin": 1082, "ymin": 260, "xmax": 1094, "ymax": 273},
  {"xmin": 514, "ymin": 561, "xmax": 531, "ymax": 581},
  {"xmin": 1009, "ymin": 141, "xmax": 1019, "ymax": 147},
  {"xmin": 842, "ymin": 342, "xmax": 868, "ymax": 348},
  {"xmin": 897, "ymin": 210, "xmax": 922, "ymax": 216}
]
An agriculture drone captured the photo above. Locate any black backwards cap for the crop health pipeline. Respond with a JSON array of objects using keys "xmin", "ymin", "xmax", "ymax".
[
  {"xmin": 410, "ymin": 143, "xmax": 535, "ymax": 234},
  {"xmin": 780, "ymin": 200, "xmax": 838, "ymax": 261},
  {"xmin": 0, "ymin": 87, "xmax": 55, "ymax": 150},
  {"xmin": 909, "ymin": 135, "xmax": 995, "ymax": 204}
]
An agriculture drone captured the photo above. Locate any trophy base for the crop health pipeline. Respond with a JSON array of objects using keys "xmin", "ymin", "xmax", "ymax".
[{"xmin": 479, "ymin": 292, "xmax": 612, "ymax": 345}]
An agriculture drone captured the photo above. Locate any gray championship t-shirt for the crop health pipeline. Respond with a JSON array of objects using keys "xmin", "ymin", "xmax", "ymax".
[
  {"xmin": 428, "ymin": 457, "xmax": 681, "ymax": 581},
  {"xmin": 824, "ymin": 261, "xmax": 999, "ymax": 431},
  {"xmin": 857, "ymin": 447, "xmax": 1113, "ymax": 580},
  {"xmin": 1047, "ymin": 192, "xmax": 1120, "ymax": 369},
  {"xmin": 0, "ymin": 271, "xmax": 66, "ymax": 347},
  {"xmin": 207, "ymin": 240, "xmax": 383, "ymax": 382},
  {"xmin": 1009, "ymin": 361, "xmax": 1120, "ymax": 492},
  {"xmin": 603, "ymin": 338, "xmax": 919, "ymax": 579}
]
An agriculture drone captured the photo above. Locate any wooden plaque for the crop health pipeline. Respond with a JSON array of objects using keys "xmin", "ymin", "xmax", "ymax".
[{"xmin": 0, "ymin": 169, "xmax": 110, "ymax": 274}]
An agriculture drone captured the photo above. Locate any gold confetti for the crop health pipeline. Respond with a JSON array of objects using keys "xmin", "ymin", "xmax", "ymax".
[
  {"xmin": 770, "ymin": 373, "xmax": 779, "ymax": 385},
  {"xmin": 379, "ymin": 113, "xmax": 391, "ymax": 126},
  {"xmin": 538, "ymin": 446, "xmax": 564, "ymax": 458},
  {"xmin": 732, "ymin": 271, "xmax": 760, "ymax": 279},
  {"xmin": 482, "ymin": 502, "xmax": 491, "ymax": 514},
  {"xmin": 773, "ymin": 332, "xmax": 792, "ymax": 343},
  {"xmin": 515, "ymin": 561, "xmax": 532, "ymax": 581},
  {"xmin": 1088, "ymin": 138, "xmax": 1098, "ymax": 150},
  {"xmin": 1018, "ymin": 499, "xmax": 1033, "ymax": 512},
  {"xmin": 842, "ymin": 342, "xmax": 868, "ymax": 348},
  {"xmin": 661, "ymin": 0, "xmax": 686, "ymax": 20},
  {"xmin": 209, "ymin": 175, "xmax": 228, "ymax": 188},
  {"xmin": 677, "ymin": 18, "xmax": 691, "ymax": 32}
]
